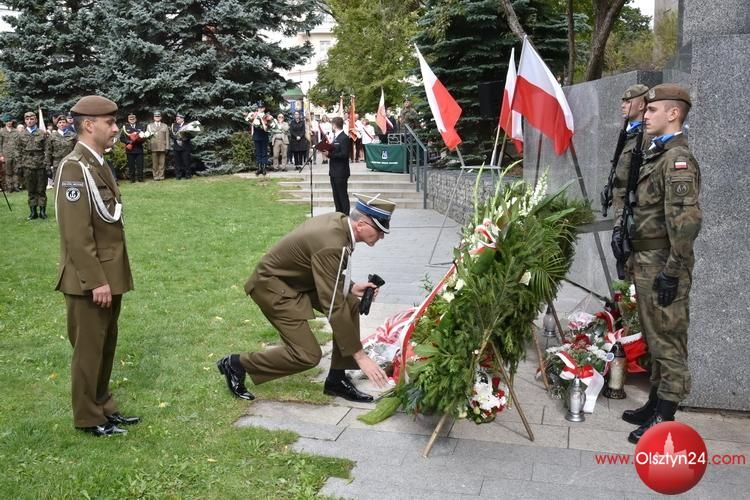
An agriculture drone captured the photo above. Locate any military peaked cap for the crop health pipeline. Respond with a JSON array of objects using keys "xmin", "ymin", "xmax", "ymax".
[
  {"xmin": 353, "ymin": 193, "xmax": 396, "ymax": 233},
  {"xmin": 153, "ymin": 111, "xmax": 162, "ymax": 117},
  {"xmin": 70, "ymin": 95, "xmax": 118, "ymax": 116},
  {"xmin": 622, "ymin": 84, "xmax": 649, "ymax": 100},
  {"xmin": 646, "ymin": 84, "xmax": 692, "ymax": 108},
  {"xmin": 23, "ymin": 111, "xmax": 35, "ymax": 118}
]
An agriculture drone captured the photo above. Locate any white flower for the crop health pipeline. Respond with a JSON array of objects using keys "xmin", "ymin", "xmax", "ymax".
[
  {"xmin": 442, "ymin": 291, "xmax": 455, "ymax": 303},
  {"xmin": 519, "ymin": 271, "xmax": 531, "ymax": 286},
  {"xmin": 455, "ymin": 278, "xmax": 465, "ymax": 291}
]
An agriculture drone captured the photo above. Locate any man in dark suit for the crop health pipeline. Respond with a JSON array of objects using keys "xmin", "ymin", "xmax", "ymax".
[
  {"xmin": 217, "ymin": 194, "xmax": 396, "ymax": 402},
  {"xmin": 326, "ymin": 116, "xmax": 350, "ymax": 214},
  {"xmin": 54, "ymin": 95, "xmax": 139, "ymax": 437}
]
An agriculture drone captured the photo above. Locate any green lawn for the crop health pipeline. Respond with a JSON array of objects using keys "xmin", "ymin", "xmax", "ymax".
[{"xmin": 0, "ymin": 177, "xmax": 351, "ymax": 498}]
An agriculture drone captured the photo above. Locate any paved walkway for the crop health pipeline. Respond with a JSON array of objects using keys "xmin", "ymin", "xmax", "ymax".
[{"xmin": 235, "ymin": 172, "xmax": 750, "ymax": 499}]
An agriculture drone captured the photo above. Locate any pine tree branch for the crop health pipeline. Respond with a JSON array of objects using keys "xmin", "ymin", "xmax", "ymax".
[{"xmin": 500, "ymin": 0, "xmax": 527, "ymax": 41}]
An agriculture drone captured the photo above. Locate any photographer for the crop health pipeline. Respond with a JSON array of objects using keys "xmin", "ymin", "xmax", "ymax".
[{"xmin": 217, "ymin": 194, "xmax": 396, "ymax": 403}]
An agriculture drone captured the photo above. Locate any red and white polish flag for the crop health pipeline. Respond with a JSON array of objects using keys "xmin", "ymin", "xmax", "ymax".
[
  {"xmin": 414, "ymin": 45, "xmax": 462, "ymax": 150},
  {"xmin": 512, "ymin": 37, "xmax": 574, "ymax": 155},
  {"xmin": 499, "ymin": 47, "xmax": 524, "ymax": 153}
]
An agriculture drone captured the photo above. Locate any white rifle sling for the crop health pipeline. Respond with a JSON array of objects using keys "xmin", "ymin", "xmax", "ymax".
[{"xmin": 327, "ymin": 246, "xmax": 351, "ymax": 321}]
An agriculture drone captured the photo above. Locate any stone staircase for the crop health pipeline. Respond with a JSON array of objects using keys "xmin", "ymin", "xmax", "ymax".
[{"xmin": 275, "ymin": 161, "xmax": 425, "ymax": 209}]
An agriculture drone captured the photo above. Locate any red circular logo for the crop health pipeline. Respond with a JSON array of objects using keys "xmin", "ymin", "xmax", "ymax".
[{"xmin": 634, "ymin": 421, "xmax": 708, "ymax": 494}]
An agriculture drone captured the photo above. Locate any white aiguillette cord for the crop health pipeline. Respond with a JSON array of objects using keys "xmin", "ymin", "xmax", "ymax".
[
  {"xmin": 54, "ymin": 161, "xmax": 122, "ymax": 224},
  {"xmin": 328, "ymin": 245, "xmax": 351, "ymax": 321}
]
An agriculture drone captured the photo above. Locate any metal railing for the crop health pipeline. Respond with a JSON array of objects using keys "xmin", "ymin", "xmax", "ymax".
[{"xmin": 401, "ymin": 124, "xmax": 429, "ymax": 208}]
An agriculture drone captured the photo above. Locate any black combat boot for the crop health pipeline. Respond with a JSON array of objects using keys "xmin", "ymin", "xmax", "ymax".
[
  {"xmin": 27, "ymin": 207, "xmax": 38, "ymax": 220},
  {"xmin": 39, "ymin": 206, "xmax": 47, "ymax": 219},
  {"xmin": 627, "ymin": 399, "xmax": 678, "ymax": 444},
  {"xmin": 622, "ymin": 386, "xmax": 658, "ymax": 425}
]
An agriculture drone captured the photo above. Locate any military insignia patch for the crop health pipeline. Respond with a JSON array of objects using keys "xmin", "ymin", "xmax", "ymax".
[
  {"xmin": 673, "ymin": 182, "xmax": 689, "ymax": 196},
  {"xmin": 65, "ymin": 187, "xmax": 81, "ymax": 202},
  {"xmin": 61, "ymin": 180, "xmax": 84, "ymax": 187},
  {"xmin": 674, "ymin": 161, "xmax": 688, "ymax": 170}
]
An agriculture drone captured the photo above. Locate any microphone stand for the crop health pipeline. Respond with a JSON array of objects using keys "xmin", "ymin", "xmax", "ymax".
[{"xmin": 295, "ymin": 153, "xmax": 316, "ymax": 218}]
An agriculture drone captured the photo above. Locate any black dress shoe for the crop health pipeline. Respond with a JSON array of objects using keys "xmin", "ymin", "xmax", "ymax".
[
  {"xmin": 323, "ymin": 377, "xmax": 374, "ymax": 402},
  {"xmin": 217, "ymin": 356, "xmax": 255, "ymax": 400},
  {"xmin": 108, "ymin": 413, "xmax": 141, "ymax": 426},
  {"xmin": 77, "ymin": 422, "xmax": 128, "ymax": 437}
]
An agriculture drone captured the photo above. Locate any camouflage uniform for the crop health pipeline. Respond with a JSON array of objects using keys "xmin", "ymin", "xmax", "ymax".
[
  {"xmin": 631, "ymin": 132, "xmax": 701, "ymax": 403},
  {"xmin": 46, "ymin": 129, "xmax": 77, "ymax": 180},
  {"xmin": 16, "ymin": 124, "xmax": 48, "ymax": 209},
  {"xmin": 0, "ymin": 125, "xmax": 20, "ymax": 192}
]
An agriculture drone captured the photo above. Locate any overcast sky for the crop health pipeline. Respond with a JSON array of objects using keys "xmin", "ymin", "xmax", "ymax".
[{"xmin": 631, "ymin": 0, "xmax": 655, "ymax": 20}]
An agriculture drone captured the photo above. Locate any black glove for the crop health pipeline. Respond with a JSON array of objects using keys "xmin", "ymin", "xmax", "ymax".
[
  {"xmin": 611, "ymin": 226, "xmax": 624, "ymax": 260},
  {"xmin": 653, "ymin": 272, "xmax": 679, "ymax": 307}
]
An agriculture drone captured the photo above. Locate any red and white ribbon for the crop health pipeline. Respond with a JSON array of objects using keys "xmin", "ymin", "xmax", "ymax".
[{"xmin": 556, "ymin": 351, "xmax": 605, "ymax": 413}]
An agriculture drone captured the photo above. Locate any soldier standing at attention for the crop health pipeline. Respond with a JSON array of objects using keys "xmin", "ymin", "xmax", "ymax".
[
  {"xmin": 16, "ymin": 111, "xmax": 49, "ymax": 220},
  {"xmin": 621, "ymin": 84, "xmax": 702, "ymax": 444},
  {"xmin": 146, "ymin": 111, "xmax": 169, "ymax": 181},
  {"xmin": 54, "ymin": 95, "xmax": 139, "ymax": 437},
  {"xmin": 121, "ymin": 112, "xmax": 145, "ymax": 182},
  {"xmin": 171, "ymin": 112, "xmax": 193, "ymax": 180},
  {"xmin": 0, "ymin": 118, "xmax": 20, "ymax": 192},
  {"xmin": 217, "ymin": 195, "xmax": 395, "ymax": 403},
  {"xmin": 46, "ymin": 114, "xmax": 77, "ymax": 183}
]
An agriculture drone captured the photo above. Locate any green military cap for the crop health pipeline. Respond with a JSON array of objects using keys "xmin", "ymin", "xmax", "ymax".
[
  {"xmin": 646, "ymin": 83, "xmax": 692, "ymax": 108},
  {"xmin": 622, "ymin": 84, "xmax": 649, "ymax": 100},
  {"xmin": 70, "ymin": 95, "xmax": 118, "ymax": 116},
  {"xmin": 153, "ymin": 110, "xmax": 161, "ymax": 117},
  {"xmin": 54, "ymin": 114, "xmax": 66, "ymax": 123},
  {"xmin": 23, "ymin": 111, "xmax": 35, "ymax": 118},
  {"xmin": 353, "ymin": 193, "xmax": 397, "ymax": 233}
]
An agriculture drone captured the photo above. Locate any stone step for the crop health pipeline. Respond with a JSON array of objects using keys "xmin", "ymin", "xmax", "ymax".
[
  {"xmin": 281, "ymin": 188, "xmax": 422, "ymax": 199},
  {"xmin": 279, "ymin": 180, "xmax": 415, "ymax": 191},
  {"xmin": 278, "ymin": 197, "xmax": 425, "ymax": 209}
]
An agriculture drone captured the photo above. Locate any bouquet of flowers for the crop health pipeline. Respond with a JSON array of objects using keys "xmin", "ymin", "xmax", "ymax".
[
  {"xmin": 461, "ymin": 369, "xmax": 508, "ymax": 424},
  {"xmin": 612, "ymin": 280, "xmax": 640, "ymax": 334}
]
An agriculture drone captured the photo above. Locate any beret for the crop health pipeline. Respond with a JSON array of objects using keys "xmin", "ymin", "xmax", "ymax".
[
  {"xmin": 70, "ymin": 95, "xmax": 118, "ymax": 116},
  {"xmin": 622, "ymin": 84, "xmax": 649, "ymax": 100},
  {"xmin": 23, "ymin": 111, "xmax": 35, "ymax": 118},
  {"xmin": 646, "ymin": 84, "xmax": 692, "ymax": 107}
]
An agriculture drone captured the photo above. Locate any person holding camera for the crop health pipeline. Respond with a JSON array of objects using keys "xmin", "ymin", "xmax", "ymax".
[{"xmin": 217, "ymin": 194, "xmax": 396, "ymax": 403}]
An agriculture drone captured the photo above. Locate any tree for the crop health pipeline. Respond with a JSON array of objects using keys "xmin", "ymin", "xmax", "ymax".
[
  {"xmin": 413, "ymin": 0, "xmax": 568, "ymax": 165},
  {"xmin": 308, "ymin": 0, "xmax": 421, "ymax": 113},
  {"xmin": 0, "ymin": 1, "xmax": 106, "ymax": 118},
  {"xmin": 97, "ymin": 1, "xmax": 321, "ymax": 165}
]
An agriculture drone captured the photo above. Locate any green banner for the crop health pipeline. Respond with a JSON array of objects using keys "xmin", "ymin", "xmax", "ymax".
[{"xmin": 365, "ymin": 144, "xmax": 406, "ymax": 173}]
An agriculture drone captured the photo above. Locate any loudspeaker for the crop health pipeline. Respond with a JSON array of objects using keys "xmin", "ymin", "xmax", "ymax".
[{"xmin": 478, "ymin": 81, "xmax": 503, "ymax": 118}]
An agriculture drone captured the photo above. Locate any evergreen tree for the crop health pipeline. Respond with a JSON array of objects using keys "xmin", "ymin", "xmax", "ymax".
[
  {"xmin": 97, "ymin": 0, "xmax": 321, "ymax": 165},
  {"xmin": 0, "ymin": 1, "xmax": 106, "ymax": 119},
  {"xmin": 413, "ymin": 0, "xmax": 568, "ymax": 166}
]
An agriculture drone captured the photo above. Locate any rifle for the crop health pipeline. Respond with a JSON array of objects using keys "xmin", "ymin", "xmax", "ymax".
[
  {"xmin": 1, "ymin": 184, "xmax": 11, "ymax": 211},
  {"xmin": 614, "ymin": 117, "xmax": 645, "ymax": 279},
  {"xmin": 600, "ymin": 118, "xmax": 629, "ymax": 217}
]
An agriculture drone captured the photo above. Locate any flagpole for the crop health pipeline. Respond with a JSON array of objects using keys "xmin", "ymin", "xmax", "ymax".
[
  {"xmin": 490, "ymin": 124, "xmax": 502, "ymax": 167},
  {"xmin": 568, "ymin": 142, "xmax": 614, "ymax": 296},
  {"xmin": 533, "ymin": 133, "xmax": 543, "ymax": 186}
]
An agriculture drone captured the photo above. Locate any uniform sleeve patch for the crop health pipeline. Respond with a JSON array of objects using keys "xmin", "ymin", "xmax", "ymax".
[
  {"xmin": 674, "ymin": 161, "xmax": 688, "ymax": 170},
  {"xmin": 60, "ymin": 181, "xmax": 84, "ymax": 187},
  {"xmin": 65, "ymin": 187, "xmax": 81, "ymax": 202}
]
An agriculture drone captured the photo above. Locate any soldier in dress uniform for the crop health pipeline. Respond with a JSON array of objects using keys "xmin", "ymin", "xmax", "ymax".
[
  {"xmin": 171, "ymin": 112, "xmax": 193, "ymax": 180},
  {"xmin": 621, "ymin": 84, "xmax": 702, "ymax": 444},
  {"xmin": 0, "ymin": 117, "xmax": 20, "ymax": 192},
  {"xmin": 146, "ymin": 111, "xmax": 169, "ymax": 181},
  {"xmin": 121, "ymin": 112, "xmax": 145, "ymax": 182},
  {"xmin": 16, "ymin": 111, "xmax": 49, "ymax": 220},
  {"xmin": 46, "ymin": 114, "xmax": 77, "ymax": 183},
  {"xmin": 54, "ymin": 95, "xmax": 139, "ymax": 436},
  {"xmin": 217, "ymin": 194, "xmax": 396, "ymax": 402}
]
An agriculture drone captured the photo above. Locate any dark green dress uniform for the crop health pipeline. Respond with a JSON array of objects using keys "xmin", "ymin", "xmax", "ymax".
[
  {"xmin": 241, "ymin": 212, "xmax": 361, "ymax": 384},
  {"xmin": 16, "ymin": 114, "xmax": 48, "ymax": 211},
  {"xmin": 54, "ymin": 99, "xmax": 134, "ymax": 429}
]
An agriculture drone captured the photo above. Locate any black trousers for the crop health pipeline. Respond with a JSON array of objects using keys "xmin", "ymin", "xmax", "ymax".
[
  {"xmin": 126, "ymin": 153, "xmax": 144, "ymax": 181},
  {"xmin": 174, "ymin": 149, "xmax": 192, "ymax": 179},
  {"xmin": 330, "ymin": 176, "xmax": 350, "ymax": 214}
]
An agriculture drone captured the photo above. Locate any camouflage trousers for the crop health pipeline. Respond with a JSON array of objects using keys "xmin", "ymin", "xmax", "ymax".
[
  {"xmin": 25, "ymin": 168, "xmax": 47, "ymax": 208},
  {"xmin": 633, "ymin": 251, "xmax": 693, "ymax": 403}
]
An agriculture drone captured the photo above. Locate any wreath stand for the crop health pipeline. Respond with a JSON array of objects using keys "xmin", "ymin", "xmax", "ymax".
[{"xmin": 422, "ymin": 341, "xmax": 536, "ymax": 458}]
